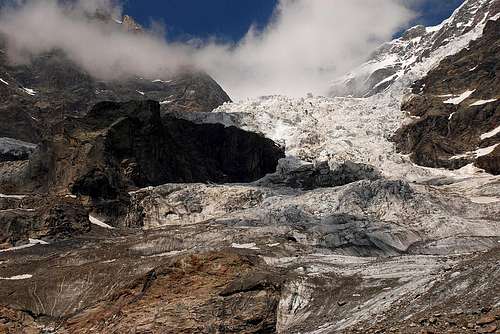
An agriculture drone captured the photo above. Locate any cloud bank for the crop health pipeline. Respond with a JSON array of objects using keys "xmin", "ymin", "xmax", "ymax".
[{"xmin": 0, "ymin": 0, "xmax": 416, "ymax": 99}]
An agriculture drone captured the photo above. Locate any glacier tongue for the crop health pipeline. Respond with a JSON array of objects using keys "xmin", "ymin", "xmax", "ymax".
[
  {"xmin": 214, "ymin": 93, "xmax": 410, "ymax": 177},
  {"xmin": 212, "ymin": 0, "xmax": 499, "ymax": 185},
  {"xmin": 212, "ymin": 87, "xmax": 491, "ymax": 184}
]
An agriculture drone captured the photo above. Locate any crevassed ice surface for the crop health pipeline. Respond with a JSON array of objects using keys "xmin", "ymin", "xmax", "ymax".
[{"xmin": 213, "ymin": 0, "xmax": 497, "ymax": 183}]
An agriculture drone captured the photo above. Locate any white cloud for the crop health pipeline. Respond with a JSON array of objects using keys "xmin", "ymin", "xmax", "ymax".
[{"xmin": 0, "ymin": 0, "xmax": 416, "ymax": 99}]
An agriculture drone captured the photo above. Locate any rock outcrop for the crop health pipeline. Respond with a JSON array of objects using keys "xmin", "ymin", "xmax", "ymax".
[
  {"xmin": 393, "ymin": 19, "xmax": 500, "ymax": 174},
  {"xmin": 0, "ymin": 195, "xmax": 90, "ymax": 248},
  {"xmin": 257, "ymin": 158, "xmax": 381, "ymax": 190},
  {"xmin": 31, "ymin": 100, "xmax": 283, "ymax": 196},
  {"xmin": 476, "ymin": 145, "xmax": 500, "ymax": 173}
]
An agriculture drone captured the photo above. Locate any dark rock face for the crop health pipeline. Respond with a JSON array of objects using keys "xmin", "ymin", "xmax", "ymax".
[
  {"xmin": 0, "ymin": 137, "xmax": 37, "ymax": 162},
  {"xmin": 160, "ymin": 115, "xmax": 285, "ymax": 183},
  {"xmin": 0, "ymin": 47, "xmax": 231, "ymax": 144},
  {"xmin": 286, "ymin": 161, "xmax": 381, "ymax": 189},
  {"xmin": 263, "ymin": 160, "xmax": 381, "ymax": 190},
  {"xmin": 393, "ymin": 19, "xmax": 500, "ymax": 174},
  {"xmin": 476, "ymin": 144, "xmax": 500, "ymax": 173},
  {"xmin": 23, "ymin": 100, "xmax": 283, "ymax": 200},
  {"xmin": 0, "ymin": 196, "xmax": 90, "ymax": 248}
]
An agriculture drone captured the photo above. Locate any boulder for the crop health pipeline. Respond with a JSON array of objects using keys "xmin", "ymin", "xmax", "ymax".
[
  {"xmin": 258, "ymin": 158, "xmax": 381, "ymax": 189},
  {"xmin": 0, "ymin": 137, "xmax": 38, "ymax": 162},
  {"xmin": 0, "ymin": 196, "xmax": 90, "ymax": 248}
]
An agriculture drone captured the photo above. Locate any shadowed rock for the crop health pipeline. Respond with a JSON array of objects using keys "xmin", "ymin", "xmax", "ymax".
[
  {"xmin": 0, "ymin": 100, "xmax": 283, "ymax": 224},
  {"xmin": 0, "ymin": 196, "xmax": 90, "ymax": 248},
  {"xmin": 257, "ymin": 158, "xmax": 381, "ymax": 190}
]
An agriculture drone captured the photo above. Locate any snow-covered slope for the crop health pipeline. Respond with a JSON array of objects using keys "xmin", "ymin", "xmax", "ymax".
[{"xmin": 329, "ymin": 0, "xmax": 499, "ymax": 98}]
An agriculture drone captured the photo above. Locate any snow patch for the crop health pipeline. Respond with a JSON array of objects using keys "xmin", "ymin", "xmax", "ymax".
[
  {"xmin": 480, "ymin": 125, "xmax": 500, "ymax": 140},
  {"xmin": 89, "ymin": 215, "xmax": 114, "ymax": 229},
  {"xmin": 426, "ymin": 23, "xmax": 444, "ymax": 33},
  {"xmin": 101, "ymin": 259, "xmax": 117, "ymax": 264},
  {"xmin": 0, "ymin": 239, "xmax": 48, "ymax": 253},
  {"xmin": 136, "ymin": 90, "xmax": 145, "ymax": 96},
  {"xmin": 231, "ymin": 242, "xmax": 260, "ymax": 250},
  {"xmin": 443, "ymin": 90, "xmax": 475, "ymax": 104},
  {"xmin": 0, "ymin": 193, "xmax": 26, "ymax": 199},
  {"xmin": 491, "ymin": 12, "xmax": 500, "ymax": 21},
  {"xmin": 449, "ymin": 143, "xmax": 499, "ymax": 160},
  {"xmin": 469, "ymin": 99, "xmax": 497, "ymax": 106},
  {"xmin": 0, "ymin": 274, "xmax": 32, "ymax": 280},
  {"xmin": 128, "ymin": 186, "xmax": 154, "ymax": 195},
  {"xmin": 141, "ymin": 250, "xmax": 186, "ymax": 258},
  {"xmin": 21, "ymin": 87, "xmax": 37, "ymax": 96},
  {"xmin": 0, "ymin": 78, "xmax": 9, "ymax": 85},
  {"xmin": 152, "ymin": 79, "xmax": 172, "ymax": 84},
  {"xmin": 475, "ymin": 143, "xmax": 499, "ymax": 157}
]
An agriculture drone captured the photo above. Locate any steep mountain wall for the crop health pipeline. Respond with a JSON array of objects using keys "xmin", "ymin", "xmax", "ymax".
[
  {"xmin": 394, "ymin": 19, "xmax": 500, "ymax": 174},
  {"xmin": 329, "ymin": 0, "xmax": 499, "ymax": 98}
]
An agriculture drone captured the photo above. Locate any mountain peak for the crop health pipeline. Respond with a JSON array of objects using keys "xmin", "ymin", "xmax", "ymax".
[
  {"xmin": 329, "ymin": 0, "xmax": 499, "ymax": 98},
  {"xmin": 121, "ymin": 15, "xmax": 143, "ymax": 33}
]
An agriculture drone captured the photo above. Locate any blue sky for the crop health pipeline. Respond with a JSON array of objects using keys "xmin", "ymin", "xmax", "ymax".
[
  {"xmin": 124, "ymin": 0, "xmax": 464, "ymax": 42},
  {"xmin": 414, "ymin": 0, "xmax": 463, "ymax": 26}
]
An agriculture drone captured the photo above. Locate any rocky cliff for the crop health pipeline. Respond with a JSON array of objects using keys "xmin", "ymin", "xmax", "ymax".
[
  {"xmin": 0, "ymin": 99, "xmax": 283, "ymax": 225},
  {"xmin": 0, "ymin": 44, "xmax": 231, "ymax": 144},
  {"xmin": 34, "ymin": 100, "xmax": 282, "ymax": 193},
  {"xmin": 393, "ymin": 19, "xmax": 499, "ymax": 174}
]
